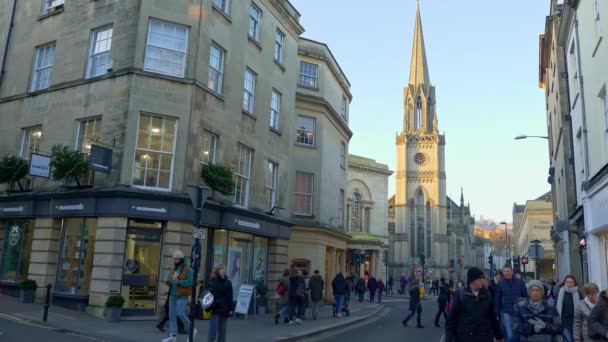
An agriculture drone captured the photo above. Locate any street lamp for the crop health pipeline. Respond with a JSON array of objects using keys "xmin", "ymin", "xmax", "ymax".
[
  {"xmin": 514, "ymin": 135, "xmax": 549, "ymax": 140},
  {"xmin": 500, "ymin": 221, "xmax": 510, "ymax": 266}
]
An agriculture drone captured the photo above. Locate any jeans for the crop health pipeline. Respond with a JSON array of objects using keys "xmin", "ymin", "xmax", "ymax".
[
  {"xmin": 334, "ymin": 295, "xmax": 345, "ymax": 316},
  {"xmin": 369, "ymin": 290, "xmax": 376, "ymax": 302},
  {"xmin": 563, "ymin": 327, "xmax": 574, "ymax": 342},
  {"xmin": 311, "ymin": 300, "xmax": 323, "ymax": 320},
  {"xmin": 279, "ymin": 304, "xmax": 288, "ymax": 318},
  {"xmin": 358, "ymin": 291, "xmax": 365, "ymax": 302},
  {"xmin": 288, "ymin": 296, "xmax": 304, "ymax": 321},
  {"xmin": 378, "ymin": 292, "xmax": 383, "ymax": 303},
  {"xmin": 500, "ymin": 312, "xmax": 514, "ymax": 342},
  {"xmin": 208, "ymin": 314, "xmax": 227, "ymax": 342},
  {"xmin": 169, "ymin": 296, "xmax": 190, "ymax": 337}
]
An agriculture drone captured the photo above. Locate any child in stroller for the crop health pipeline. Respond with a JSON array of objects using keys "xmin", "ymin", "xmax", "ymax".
[{"xmin": 332, "ymin": 296, "xmax": 350, "ymax": 317}]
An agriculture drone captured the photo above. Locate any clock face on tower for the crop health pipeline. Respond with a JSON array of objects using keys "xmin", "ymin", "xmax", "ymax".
[{"xmin": 414, "ymin": 153, "xmax": 428, "ymax": 165}]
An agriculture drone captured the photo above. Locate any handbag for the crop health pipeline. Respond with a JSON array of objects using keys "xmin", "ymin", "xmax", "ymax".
[{"xmin": 200, "ymin": 290, "xmax": 215, "ymax": 310}]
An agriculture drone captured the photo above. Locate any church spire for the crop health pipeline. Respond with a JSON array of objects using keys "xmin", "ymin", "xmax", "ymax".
[{"xmin": 408, "ymin": 1, "xmax": 430, "ymax": 89}]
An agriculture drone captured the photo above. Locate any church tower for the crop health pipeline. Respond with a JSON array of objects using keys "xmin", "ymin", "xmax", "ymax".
[{"xmin": 393, "ymin": 2, "xmax": 449, "ymax": 277}]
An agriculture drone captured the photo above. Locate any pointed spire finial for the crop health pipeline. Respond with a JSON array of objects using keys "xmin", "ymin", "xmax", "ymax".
[
  {"xmin": 408, "ymin": 1, "xmax": 430, "ymax": 89},
  {"xmin": 460, "ymin": 187, "xmax": 464, "ymax": 204}
]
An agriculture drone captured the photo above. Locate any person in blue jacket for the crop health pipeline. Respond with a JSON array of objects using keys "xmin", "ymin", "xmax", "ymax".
[{"xmin": 495, "ymin": 265, "xmax": 528, "ymax": 342}]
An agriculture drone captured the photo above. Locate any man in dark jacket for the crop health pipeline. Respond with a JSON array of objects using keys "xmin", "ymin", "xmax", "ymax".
[
  {"xmin": 446, "ymin": 267, "xmax": 503, "ymax": 342},
  {"xmin": 332, "ymin": 273, "xmax": 348, "ymax": 318},
  {"xmin": 367, "ymin": 275, "xmax": 378, "ymax": 302},
  {"xmin": 495, "ymin": 265, "xmax": 528, "ymax": 342},
  {"xmin": 308, "ymin": 270, "xmax": 324, "ymax": 320},
  {"xmin": 488, "ymin": 271, "xmax": 503, "ymax": 299},
  {"xmin": 589, "ymin": 290, "xmax": 608, "ymax": 340},
  {"xmin": 402, "ymin": 279, "xmax": 424, "ymax": 328}
]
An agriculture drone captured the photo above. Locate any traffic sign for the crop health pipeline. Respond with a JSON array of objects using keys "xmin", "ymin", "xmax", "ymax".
[
  {"xmin": 193, "ymin": 228, "xmax": 206, "ymax": 239},
  {"xmin": 521, "ymin": 256, "xmax": 529, "ymax": 265},
  {"xmin": 528, "ymin": 244, "xmax": 545, "ymax": 259}
]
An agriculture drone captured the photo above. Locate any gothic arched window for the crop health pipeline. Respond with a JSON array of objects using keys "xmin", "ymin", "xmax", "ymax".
[
  {"xmin": 426, "ymin": 201, "xmax": 432, "ymax": 258},
  {"xmin": 351, "ymin": 192, "xmax": 362, "ymax": 232},
  {"xmin": 427, "ymin": 98, "xmax": 433, "ymax": 131},
  {"xmin": 416, "ymin": 191, "xmax": 425, "ymax": 257},
  {"xmin": 409, "ymin": 199, "xmax": 415, "ymax": 258},
  {"xmin": 415, "ymin": 96, "xmax": 423, "ymax": 130}
]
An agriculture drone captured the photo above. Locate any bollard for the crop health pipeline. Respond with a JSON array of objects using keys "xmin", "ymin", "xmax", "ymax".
[{"xmin": 43, "ymin": 283, "xmax": 52, "ymax": 322}]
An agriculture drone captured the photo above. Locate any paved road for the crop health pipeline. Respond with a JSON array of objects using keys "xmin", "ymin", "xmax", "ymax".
[
  {"xmin": 0, "ymin": 314, "xmax": 101, "ymax": 342},
  {"xmin": 299, "ymin": 296, "xmax": 445, "ymax": 342}
]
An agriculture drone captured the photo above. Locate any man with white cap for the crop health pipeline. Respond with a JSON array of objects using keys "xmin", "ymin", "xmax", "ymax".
[
  {"xmin": 162, "ymin": 250, "xmax": 196, "ymax": 342},
  {"xmin": 513, "ymin": 280, "xmax": 563, "ymax": 342}
]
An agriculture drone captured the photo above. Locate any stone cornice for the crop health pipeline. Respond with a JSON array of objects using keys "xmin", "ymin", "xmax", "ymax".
[
  {"xmin": 296, "ymin": 92, "xmax": 353, "ymax": 139},
  {"xmin": 348, "ymin": 162, "xmax": 393, "ymax": 176}
]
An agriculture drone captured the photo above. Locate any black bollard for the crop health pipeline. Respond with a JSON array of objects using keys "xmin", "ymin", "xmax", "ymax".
[{"xmin": 43, "ymin": 283, "xmax": 51, "ymax": 322}]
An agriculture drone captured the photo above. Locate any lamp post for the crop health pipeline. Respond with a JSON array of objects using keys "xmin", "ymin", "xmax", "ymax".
[{"xmin": 500, "ymin": 221, "xmax": 510, "ymax": 267}]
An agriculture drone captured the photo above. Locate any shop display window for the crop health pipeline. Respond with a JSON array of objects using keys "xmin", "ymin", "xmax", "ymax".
[
  {"xmin": 0, "ymin": 220, "xmax": 34, "ymax": 282},
  {"xmin": 56, "ymin": 218, "xmax": 97, "ymax": 295}
]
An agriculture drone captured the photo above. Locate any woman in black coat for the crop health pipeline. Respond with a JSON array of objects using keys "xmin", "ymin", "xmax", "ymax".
[
  {"xmin": 434, "ymin": 277, "xmax": 450, "ymax": 327},
  {"xmin": 207, "ymin": 264, "xmax": 234, "ymax": 342},
  {"xmin": 402, "ymin": 279, "xmax": 423, "ymax": 328}
]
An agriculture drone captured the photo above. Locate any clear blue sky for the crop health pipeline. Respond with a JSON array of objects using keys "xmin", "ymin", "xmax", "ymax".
[{"xmin": 291, "ymin": 0, "xmax": 551, "ymax": 223}]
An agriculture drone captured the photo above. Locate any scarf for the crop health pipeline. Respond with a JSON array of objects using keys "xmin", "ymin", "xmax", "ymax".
[
  {"xmin": 529, "ymin": 299, "xmax": 544, "ymax": 315},
  {"xmin": 557, "ymin": 286, "xmax": 581, "ymax": 316},
  {"xmin": 585, "ymin": 297, "xmax": 597, "ymax": 311}
]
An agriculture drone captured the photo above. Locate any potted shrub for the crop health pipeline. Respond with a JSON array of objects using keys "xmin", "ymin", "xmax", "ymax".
[
  {"xmin": 0, "ymin": 154, "xmax": 28, "ymax": 191},
  {"xmin": 200, "ymin": 163, "xmax": 235, "ymax": 201},
  {"xmin": 255, "ymin": 279, "xmax": 268, "ymax": 314},
  {"xmin": 105, "ymin": 295, "xmax": 125, "ymax": 322},
  {"xmin": 50, "ymin": 144, "xmax": 89, "ymax": 188},
  {"xmin": 19, "ymin": 279, "xmax": 37, "ymax": 303}
]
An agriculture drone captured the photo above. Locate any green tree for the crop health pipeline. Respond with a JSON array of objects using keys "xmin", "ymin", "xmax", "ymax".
[
  {"xmin": 50, "ymin": 145, "xmax": 89, "ymax": 187},
  {"xmin": 0, "ymin": 155, "xmax": 28, "ymax": 191},
  {"xmin": 200, "ymin": 163, "xmax": 235, "ymax": 196}
]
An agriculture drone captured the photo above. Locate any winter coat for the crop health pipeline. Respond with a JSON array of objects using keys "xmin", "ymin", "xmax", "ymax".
[
  {"xmin": 409, "ymin": 285, "xmax": 421, "ymax": 312},
  {"xmin": 297, "ymin": 277, "xmax": 306, "ymax": 297},
  {"xmin": 377, "ymin": 280, "xmax": 385, "ymax": 293},
  {"xmin": 308, "ymin": 275, "xmax": 324, "ymax": 302},
  {"xmin": 289, "ymin": 276, "xmax": 301, "ymax": 297},
  {"xmin": 495, "ymin": 277, "xmax": 528, "ymax": 315},
  {"xmin": 332, "ymin": 275, "xmax": 348, "ymax": 296},
  {"xmin": 574, "ymin": 298, "xmax": 603, "ymax": 341},
  {"xmin": 278, "ymin": 276, "xmax": 289, "ymax": 306},
  {"xmin": 556, "ymin": 287, "xmax": 582, "ymax": 330},
  {"xmin": 513, "ymin": 298, "xmax": 563, "ymax": 342},
  {"xmin": 367, "ymin": 277, "xmax": 377, "ymax": 291},
  {"xmin": 438, "ymin": 281, "xmax": 450, "ymax": 303},
  {"xmin": 166, "ymin": 257, "xmax": 193, "ymax": 298},
  {"xmin": 445, "ymin": 288, "xmax": 502, "ymax": 342},
  {"xmin": 356, "ymin": 279, "xmax": 366, "ymax": 293},
  {"xmin": 589, "ymin": 291, "xmax": 608, "ymax": 341},
  {"xmin": 208, "ymin": 276, "xmax": 234, "ymax": 317}
]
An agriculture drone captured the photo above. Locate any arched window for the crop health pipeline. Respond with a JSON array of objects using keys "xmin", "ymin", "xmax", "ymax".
[
  {"xmin": 409, "ymin": 199, "xmax": 415, "ymax": 258},
  {"xmin": 427, "ymin": 98, "xmax": 433, "ymax": 131},
  {"xmin": 416, "ymin": 191, "xmax": 425, "ymax": 257},
  {"xmin": 415, "ymin": 96, "xmax": 422, "ymax": 130},
  {"xmin": 426, "ymin": 201, "xmax": 432, "ymax": 258},
  {"xmin": 351, "ymin": 193, "xmax": 362, "ymax": 232}
]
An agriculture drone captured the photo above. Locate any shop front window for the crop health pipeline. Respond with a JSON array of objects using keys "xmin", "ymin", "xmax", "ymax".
[
  {"xmin": 121, "ymin": 220, "xmax": 162, "ymax": 316},
  {"xmin": 253, "ymin": 237, "xmax": 268, "ymax": 284},
  {"xmin": 56, "ymin": 218, "xmax": 97, "ymax": 295},
  {"xmin": 227, "ymin": 231, "xmax": 252, "ymax": 298},
  {"xmin": 0, "ymin": 220, "xmax": 34, "ymax": 282}
]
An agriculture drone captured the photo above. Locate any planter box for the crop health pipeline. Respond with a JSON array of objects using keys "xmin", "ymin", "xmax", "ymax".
[
  {"xmin": 20, "ymin": 289, "xmax": 35, "ymax": 303},
  {"xmin": 106, "ymin": 307, "xmax": 122, "ymax": 322}
]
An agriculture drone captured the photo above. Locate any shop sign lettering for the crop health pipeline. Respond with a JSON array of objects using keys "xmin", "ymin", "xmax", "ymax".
[
  {"xmin": 56, "ymin": 203, "xmax": 84, "ymax": 211},
  {"xmin": 0, "ymin": 206, "xmax": 24, "ymax": 213},
  {"xmin": 235, "ymin": 219, "xmax": 259, "ymax": 229},
  {"xmin": 131, "ymin": 206, "xmax": 167, "ymax": 213}
]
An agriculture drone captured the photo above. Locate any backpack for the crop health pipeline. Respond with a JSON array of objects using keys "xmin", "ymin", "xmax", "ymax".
[
  {"xmin": 589, "ymin": 301, "xmax": 607, "ymax": 340},
  {"xmin": 276, "ymin": 282, "xmax": 287, "ymax": 296}
]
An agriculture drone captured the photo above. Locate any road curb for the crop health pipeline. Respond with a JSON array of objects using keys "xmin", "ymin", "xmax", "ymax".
[{"xmin": 276, "ymin": 304, "xmax": 385, "ymax": 342}]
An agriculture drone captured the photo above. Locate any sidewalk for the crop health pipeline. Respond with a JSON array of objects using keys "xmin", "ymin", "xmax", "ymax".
[{"xmin": 0, "ymin": 294, "xmax": 382, "ymax": 342}]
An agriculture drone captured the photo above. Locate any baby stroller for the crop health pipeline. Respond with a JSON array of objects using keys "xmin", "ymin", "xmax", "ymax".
[{"xmin": 332, "ymin": 297, "xmax": 350, "ymax": 317}]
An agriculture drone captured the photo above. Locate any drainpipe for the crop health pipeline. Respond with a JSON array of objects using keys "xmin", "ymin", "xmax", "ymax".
[
  {"xmin": 0, "ymin": 0, "xmax": 17, "ymax": 89},
  {"xmin": 574, "ymin": 18, "xmax": 590, "ymax": 183}
]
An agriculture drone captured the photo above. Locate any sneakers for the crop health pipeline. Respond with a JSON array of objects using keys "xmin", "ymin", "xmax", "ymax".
[
  {"xmin": 161, "ymin": 336, "xmax": 176, "ymax": 342},
  {"xmin": 186, "ymin": 328, "xmax": 198, "ymax": 342},
  {"xmin": 289, "ymin": 320, "xmax": 295, "ymax": 325},
  {"xmin": 295, "ymin": 318, "xmax": 302, "ymax": 324},
  {"xmin": 337, "ymin": 313, "xmax": 342, "ymax": 318}
]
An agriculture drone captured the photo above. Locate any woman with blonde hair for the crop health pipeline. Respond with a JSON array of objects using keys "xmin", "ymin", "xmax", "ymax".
[
  {"xmin": 207, "ymin": 264, "xmax": 233, "ymax": 342},
  {"xmin": 573, "ymin": 283, "xmax": 601, "ymax": 342}
]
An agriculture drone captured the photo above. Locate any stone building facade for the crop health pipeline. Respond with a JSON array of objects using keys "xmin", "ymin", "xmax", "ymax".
[{"xmin": 0, "ymin": 0, "xmax": 316, "ymax": 318}]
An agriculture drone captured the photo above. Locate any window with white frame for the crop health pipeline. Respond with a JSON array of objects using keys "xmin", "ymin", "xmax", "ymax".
[
  {"xmin": 595, "ymin": 0, "xmax": 601, "ymax": 37},
  {"xmin": 265, "ymin": 161, "xmax": 278, "ymax": 212},
  {"xmin": 569, "ymin": 41, "xmax": 580, "ymax": 98},
  {"xmin": 294, "ymin": 172, "xmax": 314, "ymax": 215},
  {"xmin": 270, "ymin": 89, "xmax": 281, "ymax": 130},
  {"xmin": 132, "ymin": 114, "xmax": 177, "ymax": 190},
  {"xmin": 341, "ymin": 95, "xmax": 348, "ymax": 120},
  {"xmin": 43, "ymin": 0, "xmax": 64, "ymax": 13},
  {"xmin": 296, "ymin": 116, "xmax": 315, "ymax": 146},
  {"xmin": 249, "ymin": 4, "xmax": 261, "ymax": 41},
  {"xmin": 144, "ymin": 19, "xmax": 188, "ymax": 78},
  {"xmin": 31, "ymin": 43, "xmax": 55, "ymax": 92},
  {"xmin": 213, "ymin": 0, "xmax": 230, "ymax": 15},
  {"xmin": 208, "ymin": 44, "xmax": 225, "ymax": 94},
  {"xmin": 274, "ymin": 30, "xmax": 285, "ymax": 63},
  {"xmin": 339, "ymin": 189, "xmax": 345, "ymax": 227},
  {"xmin": 234, "ymin": 145, "xmax": 253, "ymax": 207},
  {"xmin": 340, "ymin": 141, "xmax": 346, "ymax": 168},
  {"xmin": 76, "ymin": 117, "xmax": 102, "ymax": 185},
  {"xmin": 87, "ymin": 27, "xmax": 113, "ymax": 78},
  {"xmin": 243, "ymin": 68, "xmax": 256, "ymax": 113},
  {"xmin": 201, "ymin": 131, "xmax": 217, "ymax": 165},
  {"xmin": 20, "ymin": 126, "xmax": 42, "ymax": 160},
  {"xmin": 351, "ymin": 192, "xmax": 362, "ymax": 231},
  {"xmin": 299, "ymin": 62, "xmax": 318, "ymax": 88}
]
